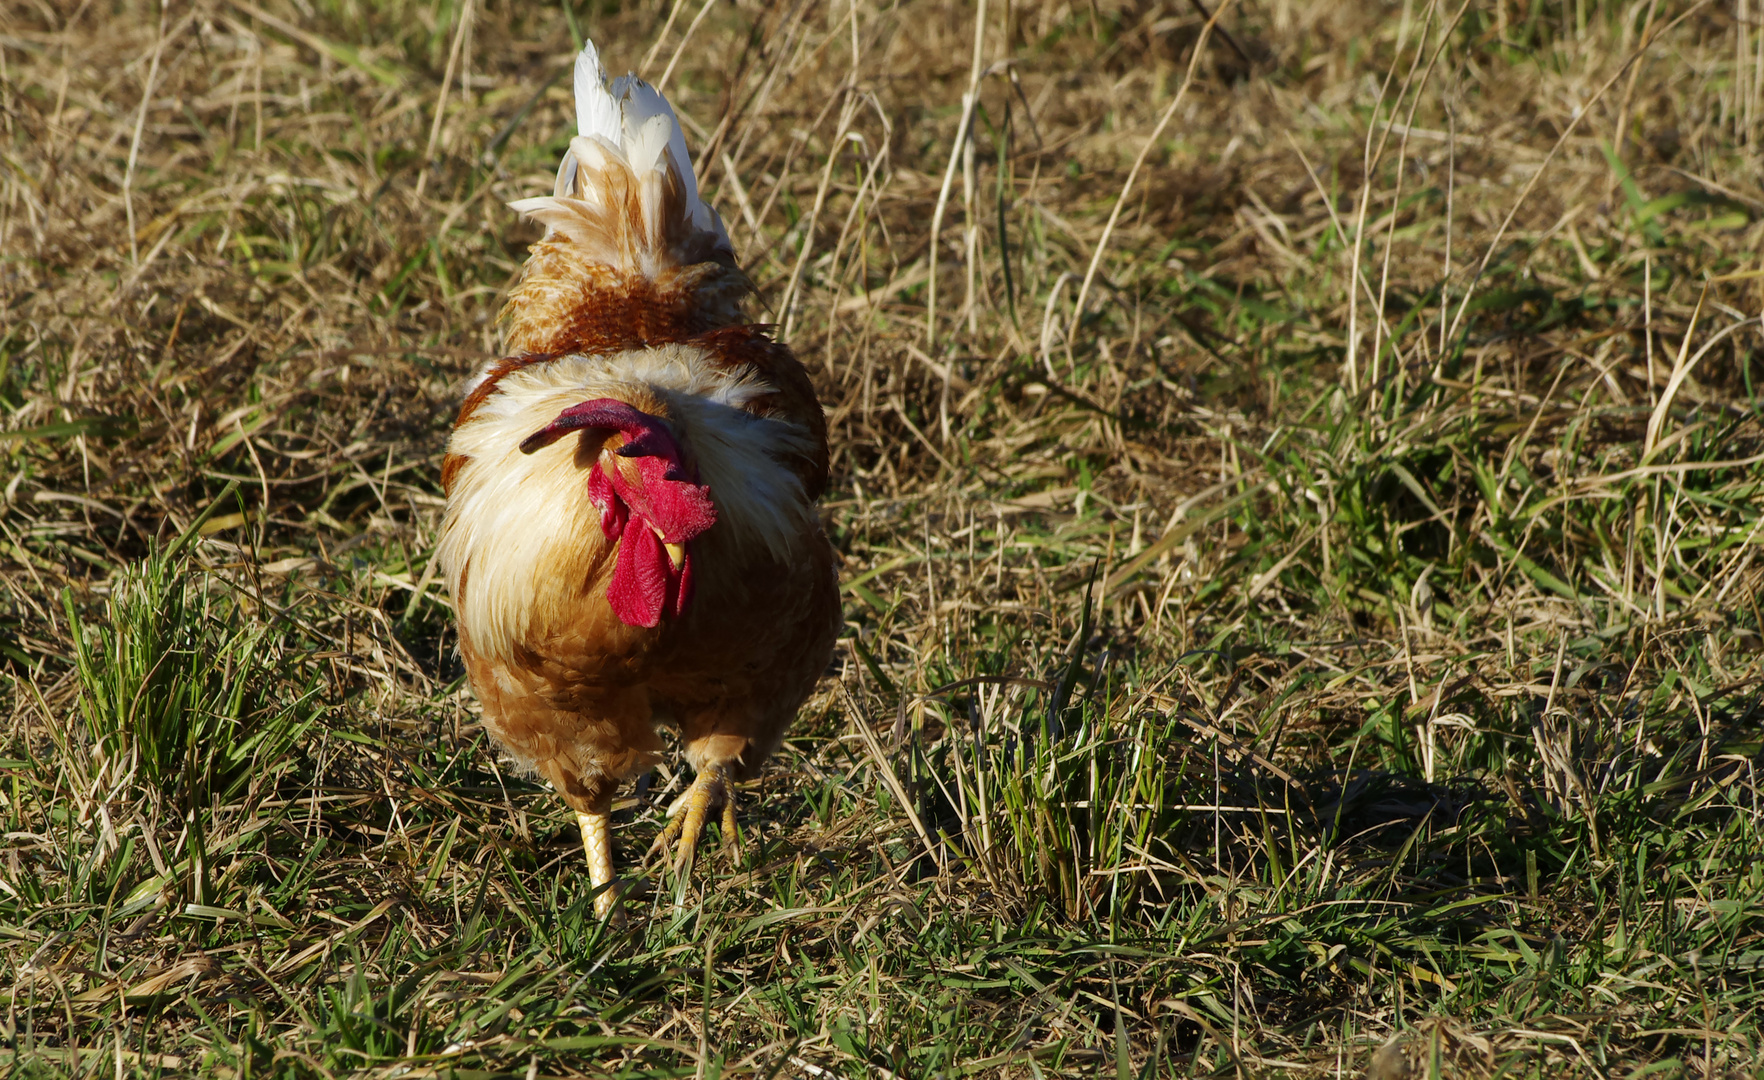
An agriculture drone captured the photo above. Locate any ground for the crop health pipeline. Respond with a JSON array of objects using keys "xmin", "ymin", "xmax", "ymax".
[{"xmin": 2, "ymin": 0, "xmax": 1763, "ymax": 1076}]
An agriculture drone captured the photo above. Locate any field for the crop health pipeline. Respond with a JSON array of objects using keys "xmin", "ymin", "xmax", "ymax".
[{"xmin": 3, "ymin": 0, "xmax": 1764, "ymax": 1075}]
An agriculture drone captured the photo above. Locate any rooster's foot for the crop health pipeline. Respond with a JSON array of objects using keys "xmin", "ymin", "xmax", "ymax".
[{"xmin": 649, "ymin": 765, "xmax": 739, "ymax": 875}]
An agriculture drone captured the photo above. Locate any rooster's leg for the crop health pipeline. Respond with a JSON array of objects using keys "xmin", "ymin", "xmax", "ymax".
[
  {"xmin": 576, "ymin": 787, "xmax": 621, "ymax": 921},
  {"xmin": 649, "ymin": 764, "xmax": 736, "ymax": 875}
]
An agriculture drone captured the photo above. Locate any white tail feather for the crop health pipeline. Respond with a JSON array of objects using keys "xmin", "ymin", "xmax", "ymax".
[
  {"xmin": 509, "ymin": 40, "xmax": 730, "ymax": 277},
  {"xmin": 573, "ymin": 42, "xmax": 622, "ymax": 145}
]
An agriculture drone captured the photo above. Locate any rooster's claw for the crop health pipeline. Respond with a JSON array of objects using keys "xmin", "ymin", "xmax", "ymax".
[{"xmin": 651, "ymin": 766, "xmax": 739, "ymax": 875}]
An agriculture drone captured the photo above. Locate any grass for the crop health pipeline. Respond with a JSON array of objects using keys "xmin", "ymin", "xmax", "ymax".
[{"xmin": 3, "ymin": 0, "xmax": 1764, "ymax": 1075}]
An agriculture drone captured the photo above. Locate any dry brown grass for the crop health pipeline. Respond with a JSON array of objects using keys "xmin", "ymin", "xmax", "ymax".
[{"xmin": 4, "ymin": 0, "xmax": 1764, "ymax": 1075}]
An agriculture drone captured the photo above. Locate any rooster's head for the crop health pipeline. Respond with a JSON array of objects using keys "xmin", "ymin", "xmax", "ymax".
[{"xmin": 520, "ymin": 398, "xmax": 717, "ymax": 627}]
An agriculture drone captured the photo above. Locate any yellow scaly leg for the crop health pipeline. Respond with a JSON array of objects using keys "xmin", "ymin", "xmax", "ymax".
[{"xmin": 576, "ymin": 804, "xmax": 622, "ymax": 921}]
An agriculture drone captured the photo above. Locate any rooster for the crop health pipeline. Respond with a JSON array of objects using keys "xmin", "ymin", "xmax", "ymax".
[{"xmin": 435, "ymin": 40, "xmax": 840, "ymax": 919}]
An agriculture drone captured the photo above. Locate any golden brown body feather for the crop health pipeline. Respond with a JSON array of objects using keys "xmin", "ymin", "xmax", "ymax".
[{"xmin": 443, "ymin": 330, "xmax": 839, "ymax": 809}]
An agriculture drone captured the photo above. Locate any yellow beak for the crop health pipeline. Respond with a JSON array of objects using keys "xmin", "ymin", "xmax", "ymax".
[{"xmin": 664, "ymin": 541, "xmax": 686, "ymax": 568}]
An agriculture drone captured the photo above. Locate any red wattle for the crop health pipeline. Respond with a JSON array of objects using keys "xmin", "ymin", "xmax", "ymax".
[
  {"xmin": 587, "ymin": 465, "xmax": 626, "ymax": 541},
  {"xmin": 606, "ymin": 524, "xmax": 671, "ymax": 628},
  {"xmin": 669, "ymin": 549, "xmax": 693, "ymax": 620}
]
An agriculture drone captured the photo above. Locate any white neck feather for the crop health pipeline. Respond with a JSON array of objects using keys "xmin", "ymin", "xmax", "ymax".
[{"xmin": 439, "ymin": 345, "xmax": 816, "ymax": 661}]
